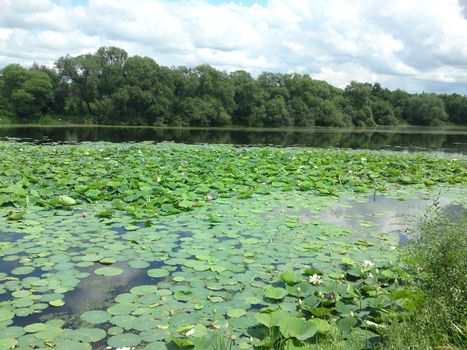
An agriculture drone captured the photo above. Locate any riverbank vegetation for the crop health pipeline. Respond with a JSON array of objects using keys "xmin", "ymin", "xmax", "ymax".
[
  {"xmin": 376, "ymin": 206, "xmax": 466, "ymax": 350},
  {"xmin": 1, "ymin": 47, "xmax": 466, "ymax": 127}
]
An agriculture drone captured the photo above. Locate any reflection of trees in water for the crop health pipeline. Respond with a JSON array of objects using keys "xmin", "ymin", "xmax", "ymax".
[{"xmin": 0, "ymin": 127, "xmax": 465, "ymax": 153}]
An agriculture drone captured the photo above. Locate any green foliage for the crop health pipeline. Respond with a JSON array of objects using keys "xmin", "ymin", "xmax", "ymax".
[
  {"xmin": 378, "ymin": 207, "xmax": 467, "ymax": 349},
  {"xmin": 0, "ymin": 47, "xmax": 466, "ymax": 126},
  {"xmin": 0, "ymin": 141, "xmax": 465, "ymax": 218},
  {"xmin": 406, "ymin": 93, "xmax": 449, "ymax": 126},
  {"xmin": 0, "ymin": 65, "xmax": 53, "ymax": 120},
  {"xmin": 441, "ymin": 93, "xmax": 467, "ymax": 125}
]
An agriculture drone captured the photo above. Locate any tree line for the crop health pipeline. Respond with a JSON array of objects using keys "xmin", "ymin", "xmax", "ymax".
[{"xmin": 0, "ymin": 46, "xmax": 466, "ymax": 127}]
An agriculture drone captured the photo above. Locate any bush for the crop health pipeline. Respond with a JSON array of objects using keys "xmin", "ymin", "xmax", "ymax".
[{"xmin": 380, "ymin": 205, "xmax": 467, "ymax": 349}]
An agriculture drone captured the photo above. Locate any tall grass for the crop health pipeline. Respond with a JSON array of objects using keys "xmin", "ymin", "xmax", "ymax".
[{"xmin": 378, "ymin": 204, "xmax": 466, "ymax": 349}]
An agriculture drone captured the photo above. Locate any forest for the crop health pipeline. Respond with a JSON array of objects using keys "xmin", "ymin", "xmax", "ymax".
[{"xmin": 0, "ymin": 46, "xmax": 466, "ymax": 127}]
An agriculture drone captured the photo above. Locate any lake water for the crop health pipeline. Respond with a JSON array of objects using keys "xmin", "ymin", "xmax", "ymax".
[
  {"xmin": 0, "ymin": 127, "xmax": 466, "ymax": 349},
  {"xmin": 1, "ymin": 126, "xmax": 466, "ymax": 154}
]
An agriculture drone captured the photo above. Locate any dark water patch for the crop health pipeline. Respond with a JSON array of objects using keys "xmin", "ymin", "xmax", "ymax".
[
  {"xmin": 1, "ymin": 126, "xmax": 466, "ymax": 154},
  {"xmin": 0, "ymin": 231, "xmax": 24, "ymax": 242}
]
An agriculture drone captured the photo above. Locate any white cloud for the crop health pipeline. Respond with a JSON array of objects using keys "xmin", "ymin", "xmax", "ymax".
[{"xmin": 0, "ymin": 0, "xmax": 466, "ymax": 93}]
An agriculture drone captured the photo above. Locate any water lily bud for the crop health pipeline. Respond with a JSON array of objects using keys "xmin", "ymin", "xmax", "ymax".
[{"xmin": 59, "ymin": 195, "xmax": 76, "ymax": 206}]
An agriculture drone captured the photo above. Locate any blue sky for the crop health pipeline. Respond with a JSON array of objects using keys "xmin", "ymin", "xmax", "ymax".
[{"xmin": 1, "ymin": 0, "xmax": 467, "ymax": 94}]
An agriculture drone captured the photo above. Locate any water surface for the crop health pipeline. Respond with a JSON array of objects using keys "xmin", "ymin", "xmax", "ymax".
[{"xmin": 1, "ymin": 126, "xmax": 466, "ymax": 154}]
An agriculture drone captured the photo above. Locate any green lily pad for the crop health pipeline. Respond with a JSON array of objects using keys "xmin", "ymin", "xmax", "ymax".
[
  {"xmin": 107, "ymin": 333, "xmax": 142, "ymax": 348},
  {"xmin": 49, "ymin": 299, "xmax": 65, "ymax": 307},
  {"xmin": 264, "ymin": 286, "xmax": 288, "ymax": 300},
  {"xmin": 80, "ymin": 310, "xmax": 111, "ymax": 324},
  {"xmin": 0, "ymin": 338, "xmax": 17, "ymax": 350},
  {"xmin": 280, "ymin": 271, "xmax": 303, "ymax": 285},
  {"xmin": 11, "ymin": 266, "xmax": 35, "ymax": 275},
  {"xmin": 147, "ymin": 268, "xmax": 170, "ymax": 278},
  {"xmin": 0, "ymin": 309, "xmax": 15, "ymax": 322},
  {"xmin": 24, "ymin": 323, "xmax": 46, "ymax": 333},
  {"xmin": 279, "ymin": 317, "xmax": 317, "ymax": 340},
  {"xmin": 226, "ymin": 309, "xmax": 247, "ymax": 318},
  {"xmin": 130, "ymin": 285, "xmax": 157, "ymax": 295}
]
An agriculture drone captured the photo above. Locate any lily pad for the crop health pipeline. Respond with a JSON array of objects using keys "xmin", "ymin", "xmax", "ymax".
[
  {"xmin": 80, "ymin": 310, "xmax": 111, "ymax": 324},
  {"xmin": 107, "ymin": 333, "xmax": 142, "ymax": 348},
  {"xmin": 264, "ymin": 286, "xmax": 288, "ymax": 300},
  {"xmin": 147, "ymin": 268, "xmax": 170, "ymax": 278}
]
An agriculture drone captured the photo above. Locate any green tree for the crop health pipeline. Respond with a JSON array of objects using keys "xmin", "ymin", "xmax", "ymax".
[
  {"xmin": 230, "ymin": 70, "xmax": 266, "ymax": 126},
  {"xmin": 344, "ymin": 81, "xmax": 376, "ymax": 126},
  {"xmin": 95, "ymin": 46, "xmax": 128, "ymax": 97},
  {"xmin": 264, "ymin": 95, "xmax": 291, "ymax": 127},
  {"xmin": 179, "ymin": 96, "xmax": 230, "ymax": 126},
  {"xmin": 406, "ymin": 94, "xmax": 448, "ymax": 126},
  {"xmin": 56, "ymin": 54, "xmax": 99, "ymax": 114},
  {"xmin": 0, "ymin": 65, "xmax": 53, "ymax": 120},
  {"xmin": 441, "ymin": 94, "xmax": 467, "ymax": 125},
  {"xmin": 371, "ymin": 99, "xmax": 398, "ymax": 125}
]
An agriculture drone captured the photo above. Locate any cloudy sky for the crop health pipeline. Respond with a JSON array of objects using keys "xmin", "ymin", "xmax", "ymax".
[{"xmin": 1, "ymin": 0, "xmax": 467, "ymax": 94}]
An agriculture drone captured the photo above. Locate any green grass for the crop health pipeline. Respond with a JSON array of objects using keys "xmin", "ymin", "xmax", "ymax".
[{"xmin": 376, "ymin": 205, "xmax": 467, "ymax": 350}]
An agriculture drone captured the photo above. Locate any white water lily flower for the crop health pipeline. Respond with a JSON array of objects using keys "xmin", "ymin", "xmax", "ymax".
[
  {"xmin": 186, "ymin": 328, "xmax": 195, "ymax": 337},
  {"xmin": 308, "ymin": 274, "xmax": 321, "ymax": 285},
  {"xmin": 363, "ymin": 260, "xmax": 375, "ymax": 268}
]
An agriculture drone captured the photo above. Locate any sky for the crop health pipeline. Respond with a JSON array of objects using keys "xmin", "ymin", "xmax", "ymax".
[{"xmin": 1, "ymin": 0, "xmax": 467, "ymax": 94}]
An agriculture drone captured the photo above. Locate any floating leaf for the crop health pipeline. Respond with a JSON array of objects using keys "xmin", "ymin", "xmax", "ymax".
[
  {"xmin": 264, "ymin": 287, "xmax": 288, "ymax": 300},
  {"xmin": 80, "ymin": 310, "xmax": 111, "ymax": 324},
  {"xmin": 49, "ymin": 299, "xmax": 65, "ymax": 307},
  {"xmin": 279, "ymin": 317, "xmax": 317, "ymax": 340},
  {"xmin": 107, "ymin": 333, "xmax": 141, "ymax": 348}
]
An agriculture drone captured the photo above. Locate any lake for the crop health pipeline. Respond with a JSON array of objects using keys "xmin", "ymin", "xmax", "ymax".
[
  {"xmin": 0, "ymin": 130, "xmax": 465, "ymax": 349},
  {"xmin": 1, "ymin": 125, "xmax": 466, "ymax": 154}
]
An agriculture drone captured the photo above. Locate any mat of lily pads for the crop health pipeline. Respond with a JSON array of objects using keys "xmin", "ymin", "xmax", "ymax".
[{"xmin": 0, "ymin": 141, "xmax": 466, "ymax": 349}]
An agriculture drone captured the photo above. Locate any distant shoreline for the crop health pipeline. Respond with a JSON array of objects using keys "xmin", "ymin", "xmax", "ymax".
[{"xmin": 1, "ymin": 123, "xmax": 467, "ymax": 135}]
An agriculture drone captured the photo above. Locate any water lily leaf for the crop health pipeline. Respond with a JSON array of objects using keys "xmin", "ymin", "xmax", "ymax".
[
  {"xmin": 6, "ymin": 210, "xmax": 26, "ymax": 221},
  {"xmin": 337, "ymin": 317, "xmax": 358, "ymax": 334},
  {"xmin": 147, "ymin": 268, "xmax": 170, "ymax": 278},
  {"xmin": 70, "ymin": 328, "xmax": 107, "ymax": 342},
  {"xmin": 130, "ymin": 285, "xmax": 157, "ymax": 295},
  {"xmin": 172, "ymin": 336, "xmax": 194, "ymax": 347},
  {"xmin": 309, "ymin": 318, "xmax": 331, "ymax": 334},
  {"xmin": 0, "ymin": 309, "xmax": 14, "ymax": 322},
  {"xmin": 11, "ymin": 266, "xmax": 35, "ymax": 275},
  {"xmin": 80, "ymin": 310, "xmax": 111, "ymax": 324},
  {"xmin": 34, "ymin": 326, "xmax": 63, "ymax": 341},
  {"xmin": 107, "ymin": 333, "xmax": 141, "ymax": 348},
  {"xmin": 280, "ymin": 271, "xmax": 302, "ymax": 285},
  {"xmin": 55, "ymin": 340, "xmax": 91, "ymax": 350},
  {"xmin": 279, "ymin": 317, "xmax": 317, "ymax": 340},
  {"xmin": 255, "ymin": 310, "xmax": 289, "ymax": 328},
  {"xmin": 227, "ymin": 308, "xmax": 246, "ymax": 318},
  {"xmin": 174, "ymin": 290, "xmax": 194, "ymax": 301},
  {"xmin": 264, "ymin": 287, "xmax": 288, "ymax": 300},
  {"xmin": 49, "ymin": 299, "xmax": 65, "ymax": 307},
  {"xmin": 24, "ymin": 323, "xmax": 46, "ymax": 333},
  {"xmin": 0, "ymin": 338, "xmax": 17, "ymax": 350}
]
